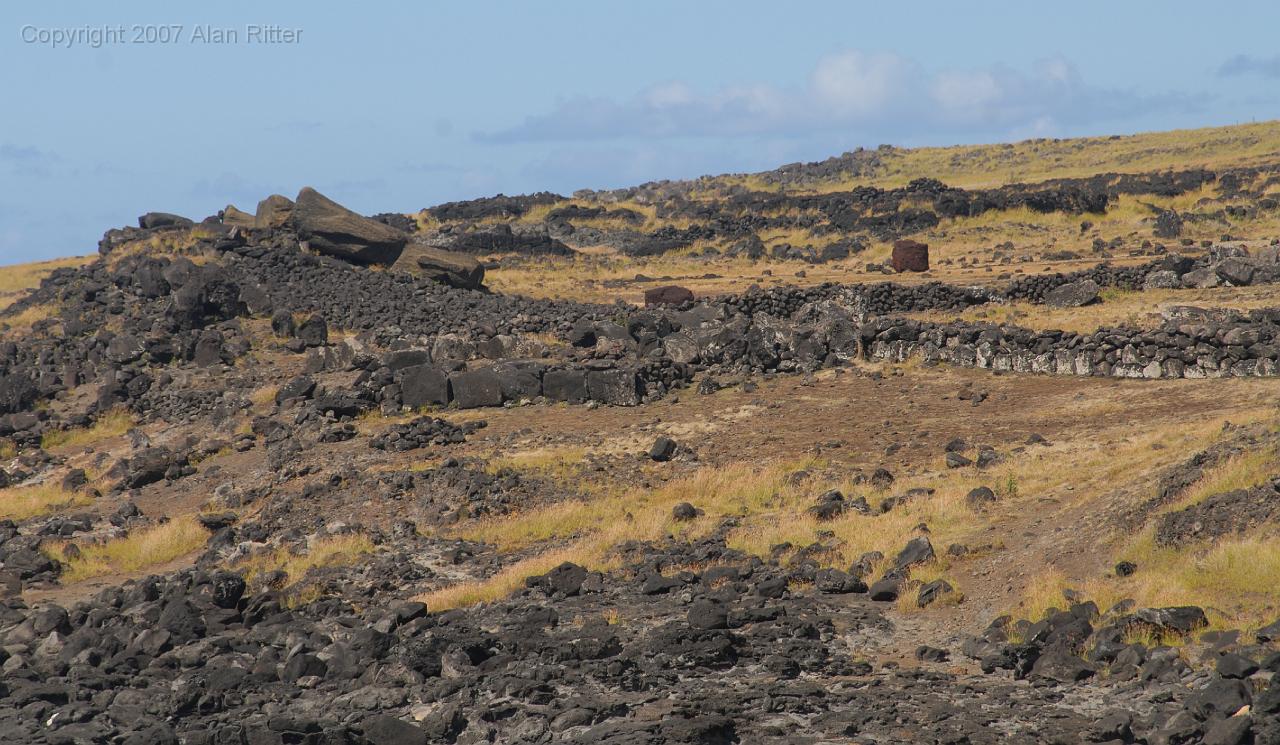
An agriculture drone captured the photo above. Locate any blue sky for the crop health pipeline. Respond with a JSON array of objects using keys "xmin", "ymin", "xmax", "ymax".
[{"xmin": 4, "ymin": 1, "xmax": 1280, "ymax": 264}]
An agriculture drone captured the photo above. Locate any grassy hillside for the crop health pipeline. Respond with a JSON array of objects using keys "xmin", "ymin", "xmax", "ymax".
[{"xmin": 726, "ymin": 119, "xmax": 1280, "ymax": 193}]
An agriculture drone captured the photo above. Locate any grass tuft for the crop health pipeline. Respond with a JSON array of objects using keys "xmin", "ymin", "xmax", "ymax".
[
  {"xmin": 41, "ymin": 408, "xmax": 134, "ymax": 451},
  {"xmin": 0, "ymin": 483, "xmax": 92, "ymax": 521},
  {"xmin": 233, "ymin": 533, "xmax": 375, "ymax": 588},
  {"xmin": 52, "ymin": 516, "xmax": 209, "ymax": 583},
  {"xmin": 485, "ymin": 447, "xmax": 587, "ymax": 483},
  {"xmin": 418, "ymin": 547, "xmax": 584, "ymax": 612},
  {"xmin": 1, "ymin": 303, "xmax": 59, "ymax": 332}
]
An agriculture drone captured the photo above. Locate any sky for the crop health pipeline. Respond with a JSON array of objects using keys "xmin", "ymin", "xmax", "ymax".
[{"xmin": 4, "ymin": 1, "xmax": 1280, "ymax": 263}]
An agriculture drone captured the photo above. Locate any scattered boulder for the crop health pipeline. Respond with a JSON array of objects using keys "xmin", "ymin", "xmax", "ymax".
[
  {"xmin": 894, "ymin": 536, "xmax": 936, "ymax": 572},
  {"xmin": 814, "ymin": 567, "xmax": 867, "ymax": 594},
  {"xmin": 363, "ymin": 715, "xmax": 429, "ymax": 745},
  {"xmin": 297, "ymin": 315, "xmax": 328, "ymax": 347},
  {"xmin": 648, "ymin": 436, "xmax": 677, "ymax": 461},
  {"xmin": 687, "ymin": 599, "xmax": 728, "ymax": 630},
  {"xmin": 1131, "ymin": 606, "xmax": 1208, "ymax": 635},
  {"xmin": 808, "ymin": 489, "xmax": 867, "ymax": 521},
  {"xmin": 0, "ymin": 374, "xmax": 38, "ymax": 416},
  {"xmin": 917, "ymin": 579, "xmax": 955, "ymax": 608},
  {"xmin": 868, "ymin": 577, "xmax": 901, "ymax": 602},
  {"xmin": 671, "ymin": 502, "xmax": 702, "ymax": 521},
  {"xmin": 1144, "ymin": 269, "xmax": 1182, "ymax": 290},
  {"xmin": 965, "ymin": 486, "xmax": 996, "ymax": 511}
]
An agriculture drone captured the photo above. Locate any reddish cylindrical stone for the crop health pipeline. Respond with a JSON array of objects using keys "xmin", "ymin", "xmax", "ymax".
[{"xmin": 891, "ymin": 240, "xmax": 929, "ymax": 272}]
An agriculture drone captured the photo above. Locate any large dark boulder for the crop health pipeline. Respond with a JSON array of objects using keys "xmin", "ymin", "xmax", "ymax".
[
  {"xmin": 449, "ymin": 367, "xmax": 503, "ymax": 409},
  {"xmin": 1132, "ymin": 606, "xmax": 1208, "ymax": 634},
  {"xmin": 0, "ymin": 373, "xmax": 38, "ymax": 415},
  {"xmin": 587, "ymin": 369, "xmax": 642, "ymax": 406},
  {"xmin": 1044, "ymin": 279, "xmax": 1100, "ymax": 308},
  {"xmin": 491, "ymin": 361, "xmax": 544, "ymax": 401},
  {"xmin": 1030, "ymin": 648, "xmax": 1097, "ymax": 682},
  {"xmin": 400, "ymin": 364, "xmax": 450, "ymax": 409},
  {"xmin": 290, "ymin": 187, "xmax": 407, "ymax": 265},
  {"xmin": 121, "ymin": 448, "xmax": 172, "ymax": 489},
  {"xmin": 542, "ymin": 368, "xmax": 588, "ymax": 403},
  {"xmin": 525, "ymin": 561, "xmax": 588, "ymax": 597},
  {"xmin": 1216, "ymin": 257, "xmax": 1258, "ymax": 286},
  {"xmin": 167, "ymin": 265, "xmax": 247, "ymax": 331},
  {"xmin": 894, "ymin": 536, "xmax": 936, "ymax": 572},
  {"xmin": 411, "ymin": 246, "xmax": 485, "ymax": 290},
  {"xmin": 138, "ymin": 212, "xmax": 193, "ymax": 230}
]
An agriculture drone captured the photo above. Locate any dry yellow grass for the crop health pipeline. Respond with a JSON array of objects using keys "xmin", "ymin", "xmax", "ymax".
[
  {"xmin": 424, "ymin": 399, "xmax": 1278, "ymax": 613},
  {"xmin": 233, "ymin": 532, "xmax": 374, "ymax": 587},
  {"xmin": 0, "ymin": 439, "xmax": 15, "ymax": 459},
  {"xmin": 41, "ymin": 408, "xmax": 134, "ymax": 451},
  {"xmin": 0, "ymin": 302, "xmax": 59, "ymax": 332},
  {"xmin": 0, "ymin": 255, "xmax": 92, "ymax": 294},
  {"xmin": 1011, "ymin": 420, "xmax": 1280, "ymax": 633},
  {"xmin": 895, "ymin": 561, "xmax": 965, "ymax": 614},
  {"xmin": 1166, "ymin": 446, "xmax": 1277, "ymax": 511},
  {"xmin": 485, "ymin": 446, "xmax": 587, "ymax": 482},
  {"xmin": 1014, "ymin": 535, "xmax": 1280, "ymax": 640},
  {"xmin": 0, "ymin": 483, "xmax": 92, "ymax": 521},
  {"xmin": 725, "ymin": 408, "xmax": 1268, "ymax": 578},
  {"xmin": 0, "ymin": 255, "xmax": 93, "ymax": 311},
  {"xmin": 53, "ymin": 515, "xmax": 209, "ymax": 583},
  {"xmin": 418, "ymin": 546, "xmax": 585, "ymax": 611},
  {"xmin": 421, "ymin": 460, "xmax": 819, "ymax": 610},
  {"xmin": 484, "ymin": 252, "xmax": 864, "ymax": 305},
  {"xmin": 249, "ymin": 385, "xmax": 280, "ymax": 409}
]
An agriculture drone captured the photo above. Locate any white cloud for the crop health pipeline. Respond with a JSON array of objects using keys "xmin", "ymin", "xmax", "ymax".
[
  {"xmin": 931, "ymin": 70, "xmax": 1002, "ymax": 120},
  {"xmin": 480, "ymin": 50, "xmax": 1202, "ymax": 144},
  {"xmin": 810, "ymin": 50, "xmax": 913, "ymax": 118},
  {"xmin": 644, "ymin": 81, "xmax": 695, "ymax": 108}
]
